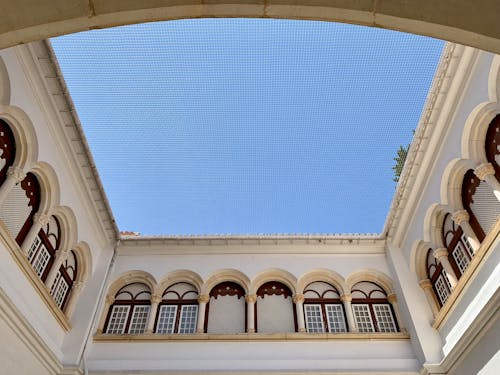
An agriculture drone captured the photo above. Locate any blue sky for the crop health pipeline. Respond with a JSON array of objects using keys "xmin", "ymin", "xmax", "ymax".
[{"xmin": 51, "ymin": 19, "xmax": 444, "ymax": 235}]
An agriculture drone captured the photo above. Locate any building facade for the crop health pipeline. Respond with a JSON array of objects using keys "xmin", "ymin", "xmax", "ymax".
[{"xmin": 0, "ymin": 38, "xmax": 498, "ymax": 374}]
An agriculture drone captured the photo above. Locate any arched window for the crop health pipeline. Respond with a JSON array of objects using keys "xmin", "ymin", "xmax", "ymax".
[
  {"xmin": 351, "ymin": 281, "xmax": 398, "ymax": 333},
  {"xmin": 206, "ymin": 281, "xmax": 246, "ymax": 334},
  {"xmin": 105, "ymin": 283, "xmax": 151, "ymax": 334},
  {"xmin": 155, "ymin": 282, "xmax": 198, "ymax": 334},
  {"xmin": 256, "ymin": 281, "xmax": 296, "ymax": 333},
  {"xmin": 426, "ymin": 249, "xmax": 452, "ymax": 306},
  {"xmin": 443, "ymin": 213, "xmax": 474, "ymax": 277},
  {"xmin": 50, "ymin": 250, "xmax": 77, "ymax": 310},
  {"xmin": 462, "ymin": 169, "xmax": 500, "ymax": 241},
  {"xmin": 0, "ymin": 172, "xmax": 40, "ymax": 245},
  {"xmin": 303, "ymin": 281, "xmax": 347, "ymax": 333},
  {"xmin": 485, "ymin": 114, "xmax": 500, "ymax": 180},
  {"xmin": 27, "ymin": 215, "xmax": 60, "ymax": 281},
  {"xmin": 0, "ymin": 119, "xmax": 16, "ymax": 186}
]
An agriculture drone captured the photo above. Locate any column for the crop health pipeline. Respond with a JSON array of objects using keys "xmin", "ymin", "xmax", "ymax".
[
  {"xmin": 0, "ymin": 166, "xmax": 25, "ymax": 206},
  {"xmin": 341, "ymin": 294, "xmax": 357, "ymax": 332},
  {"xmin": 196, "ymin": 294, "xmax": 209, "ymax": 333},
  {"xmin": 433, "ymin": 248, "xmax": 458, "ymax": 287},
  {"xmin": 474, "ymin": 162, "xmax": 500, "ymax": 201},
  {"xmin": 245, "ymin": 294, "xmax": 256, "ymax": 333},
  {"xmin": 21, "ymin": 212, "xmax": 49, "ymax": 254},
  {"xmin": 64, "ymin": 281, "xmax": 84, "ymax": 319},
  {"xmin": 97, "ymin": 295, "xmax": 114, "ymax": 334},
  {"xmin": 418, "ymin": 279, "xmax": 439, "ymax": 316},
  {"xmin": 452, "ymin": 209, "xmax": 480, "ymax": 252},
  {"xmin": 146, "ymin": 294, "xmax": 162, "ymax": 333},
  {"xmin": 45, "ymin": 249, "xmax": 69, "ymax": 289},
  {"xmin": 387, "ymin": 293, "xmax": 406, "ymax": 332},
  {"xmin": 293, "ymin": 294, "xmax": 306, "ymax": 332}
]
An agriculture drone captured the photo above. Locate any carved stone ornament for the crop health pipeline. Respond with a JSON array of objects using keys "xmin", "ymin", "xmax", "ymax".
[
  {"xmin": 418, "ymin": 279, "xmax": 433, "ymax": 290},
  {"xmin": 6, "ymin": 166, "xmax": 25, "ymax": 182},
  {"xmin": 151, "ymin": 294, "xmax": 162, "ymax": 304},
  {"xmin": 33, "ymin": 212, "xmax": 49, "ymax": 226},
  {"xmin": 433, "ymin": 247, "xmax": 449, "ymax": 260},
  {"xmin": 245, "ymin": 294, "xmax": 257, "ymax": 303},
  {"xmin": 340, "ymin": 294, "xmax": 352, "ymax": 302},
  {"xmin": 451, "ymin": 209, "xmax": 469, "ymax": 225},
  {"xmin": 474, "ymin": 162, "xmax": 495, "ymax": 180},
  {"xmin": 197, "ymin": 294, "xmax": 210, "ymax": 304},
  {"xmin": 292, "ymin": 294, "xmax": 305, "ymax": 304}
]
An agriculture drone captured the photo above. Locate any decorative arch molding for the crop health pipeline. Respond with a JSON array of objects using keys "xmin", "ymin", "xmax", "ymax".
[
  {"xmin": 30, "ymin": 161, "xmax": 60, "ymax": 214},
  {"xmin": 345, "ymin": 269, "xmax": 395, "ymax": 296},
  {"xmin": 250, "ymin": 268, "xmax": 297, "ymax": 295},
  {"xmin": 461, "ymin": 101, "xmax": 500, "ymax": 164},
  {"xmin": 423, "ymin": 203, "xmax": 452, "ymax": 246},
  {"xmin": 0, "ymin": 57, "xmax": 10, "ymax": 105},
  {"xmin": 48, "ymin": 205, "xmax": 77, "ymax": 255},
  {"xmin": 202, "ymin": 269, "xmax": 250, "ymax": 295},
  {"xmin": 411, "ymin": 241, "xmax": 434, "ymax": 281},
  {"xmin": 72, "ymin": 241, "xmax": 92, "ymax": 284},
  {"xmin": 0, "ymin": 105, "xmax": 38, "ymax": 169},
  {"xmin": 488, "ymin": 55, "xmax": 500, "ymax": 104},
  {"xmin": 107, "ymin": 270, "xmax": 157, "ymax": 300},
  {"xmin": 156, "ymin": 269, "xmax": 203, "ymax": 296},
  {"xmin": 296, "ymin": 268, "xmax": 346, "ymax": 295},
  {"xmin": 440, "ymin": 158, "xmax": 476, "ymax": 209}
]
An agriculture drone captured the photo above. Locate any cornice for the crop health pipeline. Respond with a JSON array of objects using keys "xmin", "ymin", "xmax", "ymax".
[{"xmin": 18, "ymin": 40, "xmax": 118, "ymax": 243}]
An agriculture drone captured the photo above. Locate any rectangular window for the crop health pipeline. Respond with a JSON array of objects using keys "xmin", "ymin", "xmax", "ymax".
[
  {"xmin": 304, "ymin": 304, "xmax": 324, "ymax": 333},
  {"xmin": 460, "ymin": 234, "xmax": 474, "ymax": 258},
  {"xmin": 373, "ymin": 304, "xmax": 397, "ymax": 332},
  {"xmin": 452, "ymin": 243, "xmax": 471, "ymax": 274},
  {"xmin": 156, "ymin": 305, "xmax": 177, "ymax": 334},
  {"xmin": 435, "ymin": 274, "xmax": 450, "ymax": 305},
  {"xmin": 106, "ymin": 305, "xmax": 130, "ymax": 334},
  {"xmin": 51, "ymin": 273, "xmax": 69, "ymax": 308},
  {"xmin": 128, "ymin": 305, "xmax": 150, "ymax": 334},
  {"xmin": 178, "ymin": 305, "xmax": 198, "ymax": 334},
  {"xmin": 28, "ymin": 236, "xmax": 41, "ymax": 262},
  {"xmin": 325, "ymin": 304, "xmax": 347, "ymax": 333},
  {"xmin": 352, "ymin": 304, "xmax": 374, "ymax": 332},
  {"xmin": 32, "ymin": 244, "xmax": 50, "ymax": 277}
]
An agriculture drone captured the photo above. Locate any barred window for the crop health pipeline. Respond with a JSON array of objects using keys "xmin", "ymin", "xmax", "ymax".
[
  {"xmin": 351, "ymin": 281, "xmax": 399, "ymax": 333},
  {"xmin": 156, "ymin": 282, "xmax": 199, "ymax": 334},
  {"xmin": 303, "ymin": 281, "xmax": 347, "ymax": 333},
  {"xmin": 104, "ymin": 282, "xmax": 152, "ymax": 334}
]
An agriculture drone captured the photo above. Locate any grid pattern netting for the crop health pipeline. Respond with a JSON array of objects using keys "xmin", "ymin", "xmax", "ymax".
[
  {"xmin": 326, "ymin": 304, "xmax": 347, "ymax": 333},
  {"xmin": 373, "ymin": 304, "xmax": 397, "ymax": 332},
  {"xmin": 0, "ymin": 183, "xmax": 30, "ymax": 238},
  {"xmin": 128, "ymin": 305, "xmax": 150, "ymax": 334},
  {"xmin": 352, "ymin": 304, "xmax": 374, "ymax": 332},
  {"xmin": 156, "ymin": 305, "xmax": 177, "ymax": 334},
  {"xmin": 107, "ymin": 305, "xmax": 130, "ymax": 334},
  {"xmin": 51, "ymin": 274, "xmax": 69, "ymax": 308},
  {"xmin": 435, "ymin": 274, "xmax": 450, "ymax": 305},
  {"xmin": 178, "ymin": 305, "xmax": 198, "ymax": 334},
  {"xmin": 471, "ymin": 181, "xmax": 500, "ymax": 234},
  {"xmin": 304, "ymin": 304, "xmax": 324, "ymax": 333}
]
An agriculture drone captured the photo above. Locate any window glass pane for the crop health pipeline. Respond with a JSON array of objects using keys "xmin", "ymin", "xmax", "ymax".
[
  {"xmin": 325, "ymin": 304, "xmax": 346, "ymax": 333},
  {"xmin": 28, "ymin": 236, "xmax": 41, "ymax": 262},
  {"xmin": 435, "ymin": 274, "xmax": 450, "ymax": 305},
  {"xmin": 373, "ymin": 304, "xmax": 397, "ymax": 332},
  {"xmin": 128, "ymin": 305, "xmax": 150, "ymax": 334},
  {"xmin": 352, "ymin": 304, "xmax": 374, "ymax": 333},
  {"xmin": 178, "ymin": 305, "xmax": 198, "ymax": 334},
  {"xmin": 452, "ymin": 242, "xmax": 471, "ymax": 274},
  {"xmin": 304, "ymin": 304, "xmax": 324, "ymax": 333},
  {"xmin": 52, "ymin": 274, "xmax": 69, "ymax": 308},
  {"xmin": 156, "ymin": 305, "xmax": 177, "ymax": 334},
  {"xmin": 32, "ymin": 244, "xmax": 50, "ymax": 277},
  {"xmin": 460, "ymin": 234, "xmax": 474, "ymax": 258},
  {"xmin": 107, "ymin": 305, "xmax": 130, "ymax": 334}
]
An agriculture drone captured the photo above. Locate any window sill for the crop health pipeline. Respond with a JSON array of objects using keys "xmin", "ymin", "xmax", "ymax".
[
  {"xmin": 94, "ymin": 331, "xmax": 410, "ymax": 342},
  {"xmin": 432, "ymin": 217, "xmax": 500, "ymax": 330},
  {"xmin": 0, "ymin": 221, "xmax": 71, "ymax": 331}
]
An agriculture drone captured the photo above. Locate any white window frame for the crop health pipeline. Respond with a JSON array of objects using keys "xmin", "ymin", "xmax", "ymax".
[
  {"xmin": 156, "ymin": 305, "xmax": 178, "ymax": 334},
  {"xmin": 177, "ymin": 304, "xmax": 198, "ymax": 334},
  {"xmin": 106, "ymin": 305, "xmax": 131, "ymax": 334},
  {"xmin": 373, "ymin": 304, "xmax": 397, "ymax": 332},
  {"xmin": 304, "ymin": 304, "xmax": 325, "ymax": 333},
  {"xmin": 352, "ymin": 304, "xmax": 375, "ymax": 333},
  {"xmin": 325, "ymin": 304, "xmax": 347, "ymax": 333},
  {"xmin": 128, "ymin": 305, "xmax": 151, "ymax": 334}
]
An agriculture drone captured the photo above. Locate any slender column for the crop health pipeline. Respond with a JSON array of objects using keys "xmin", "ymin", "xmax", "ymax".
[
  {"xmin": 419, "ymin": 279, "xmax": 439, "ymax": 316},
  {"xmin": 146, "ymin": 294, "xmax": 162, "ymax": 333},
  {"xmin": 196, "ymin": 294, "xmax": 209, "ymax": 333},
  {"xmin": 452, "ymin": 209, "xmax": 480, "ymax": 252},
  {"xmin": 433, "ymin": 248, "xmax": 458, "ymax": 287},
  {"xmin": 293, "ymin": 294, "xmax": 306, "ymax": 332},
  {"xmin": 45, "ymin": 249, "xmax": 68, "ymax": 289},
  {"xmin": 474, "ymin": 162, "xmax": 500, "ymax": 201},
  {"xmin": 64, "ymin": 281, "xmax": 84, "ymax": 319},
  {"xmin": 97, "ymin": 295, "xmax": 115, "ymax": 334},
  {"xmin": 21, "ymin": 212, "xmax": 49, "ymax": 254},
  {"xmin": 0, "ymin": 166, "xmax": 25, "ymax": 206},
  {"xmin": 245, "ymin": 294, "xmax": 256, "ymax": 333},
  {"xmin": 387, "ymin": 293, "xmax": 406, "ymax": 332},
  {"xmin": 341, "ymin": 294, "xmax": 357, "ymax": 332}
]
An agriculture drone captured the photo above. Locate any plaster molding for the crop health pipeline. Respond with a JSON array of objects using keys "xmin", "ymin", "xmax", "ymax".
[
  {"xmin": 6, "ymin": 165, "xmax": 25, "ymax": 182},
  {"xmin": 473, "ymin": 162, "xmax": 495, "ymax": 180},
  {"xmin": 451, "ymin": 209, "xmax": 470, "ymax": 225}
]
